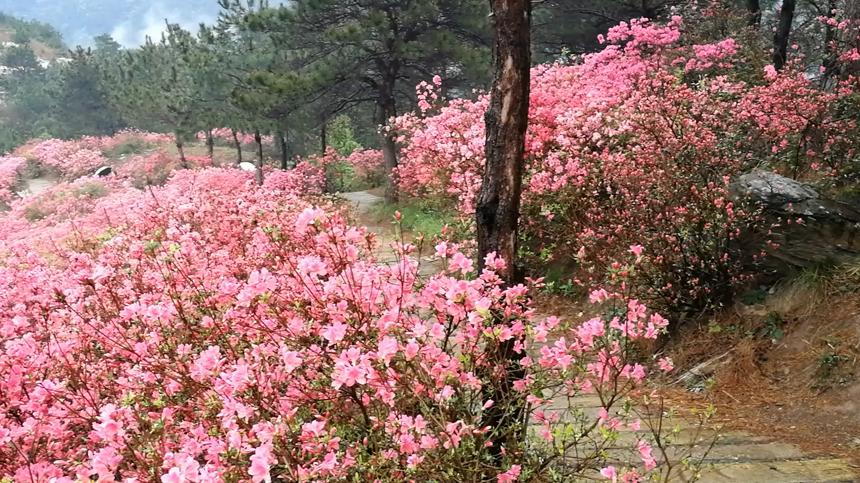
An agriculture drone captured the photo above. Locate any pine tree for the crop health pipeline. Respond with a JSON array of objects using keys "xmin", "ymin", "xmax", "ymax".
[
  {"xmin": 250, "ymin": 0, "xmax": 491, "ymax": 201},
  {"xmin": 103, "ymin": 24, "xmax": 201, "ymax": 167}
]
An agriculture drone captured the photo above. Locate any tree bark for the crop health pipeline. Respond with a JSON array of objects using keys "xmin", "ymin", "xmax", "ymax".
[
  {"xmin": 320, "ymin": 120, "xmax": 327, "ymax": 155},
  {"xmin": 254, "ymin": 129, "xmax": 264, "ymax": 186},
  {"xmin": 175, "ymin": 132, "xmax": 188, "ymax": 169},
  {"xmin": 746, "ymin": 0, "xmax": 761, "ymax": 27},
  {"xmin": 231, "ymin": 128, "xmax": 243, "ymax": 165},
  {"xmin": 773, "ymin": 0, "xmax": 796, "ymax": 70},
  {"xmin": 377, "ymin": 90, "xmax": 398, "ymax": 203},
  {"xmin": 205, "ymin": 129, "xmax": 214, "ymax": 160},
  {"xmin": 477, "ymin": 0, "xmax": 531, "ymax": 462}
]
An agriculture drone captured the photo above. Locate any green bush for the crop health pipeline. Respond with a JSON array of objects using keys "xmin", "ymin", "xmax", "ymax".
[{"xmin": 102, "ymin": 139, "xmax": 153, "ymax": 159}]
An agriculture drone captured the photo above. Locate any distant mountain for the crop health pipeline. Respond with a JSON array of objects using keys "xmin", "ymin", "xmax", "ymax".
[{"xmin": 0, "ymin": 0, "xmax": 222, "ymax": 47}]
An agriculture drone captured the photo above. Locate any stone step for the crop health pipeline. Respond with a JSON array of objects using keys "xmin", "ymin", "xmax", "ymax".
[{"xmin": 675, "ymin": 458, "xmax": 859, "ymax": 483}]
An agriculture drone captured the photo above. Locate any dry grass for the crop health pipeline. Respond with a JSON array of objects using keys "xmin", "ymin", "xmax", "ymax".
[{"xmin": 665, "ymin": 259, "xmax": 860, "ymax": 462}]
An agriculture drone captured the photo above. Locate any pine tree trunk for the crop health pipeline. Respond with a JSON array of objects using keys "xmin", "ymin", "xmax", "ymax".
[
  {"xmin": 746, "ymin": 0, "xmax": 761, "ymax": 27},
  {"xmin": 477, "ymin": 0, "xmax": 531, "ymax": 462},
  {"xmin": 206, "ymin": 129, "xmax": 214, "ymax": 160},
  {"xmin": 254, "ymin": 130, "xmax": 264, "ymax": 186},
  {"xmin": 377, "ymin": 92, "xmax": 398, "ymax": 203},
  {"xmin": 231, "ymin": 128, "xmax": 243, "ymax": 165},
  {"xmin": 277, "ymin": 129, "xmax": 289, "ymax": 170},
  {"xmin": 175, "ymin": 132, "xmax": 188, "ymax": 169},
  {"xmin": 320, "ymin": 121, "xmax": 327, "ymax": 155},
  {"xmin": 773, "ymin": 0, "xmax": 796, "ymax": 70}
]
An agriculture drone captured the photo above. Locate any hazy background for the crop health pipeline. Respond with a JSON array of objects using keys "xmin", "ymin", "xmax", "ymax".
[{"xmin": 0, "ymin": 0, "xmax": 220, "ymax": 46}]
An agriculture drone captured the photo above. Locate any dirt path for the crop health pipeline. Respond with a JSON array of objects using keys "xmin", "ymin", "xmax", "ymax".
[
  {"xmin": 16, "ymin": 176, "xmax": 57, "ymax": 197},
  {"xmin": 340, "ymin": 190, "xmax": 441, "ymax": 276},
  {"xmin": 340, "ymin": 190, "xmax": 859, "ymax": 482}
]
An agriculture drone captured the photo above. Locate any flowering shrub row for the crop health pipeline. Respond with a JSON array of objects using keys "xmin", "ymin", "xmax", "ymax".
[
  {"xmin": 395, "ymin": 16, "xmax": 858, "ymax": 311},
  {"xmin": 12, "ymin": 130, "xmax": 174, "ymax": 180},
  {"xmin": 0, "ymin": 155, "xmax": 691, "ymax": 480}
]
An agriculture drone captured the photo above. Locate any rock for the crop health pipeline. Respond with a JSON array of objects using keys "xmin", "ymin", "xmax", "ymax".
[
  {"xmin": 94, "ymin": 166, "xmax": 113, "ymax": 177},
  {"xmin": 675, "ymin": 351, "xmax": 733, "ymax": 389},
  {"xmin": 731, "ymin": 170, "xmax": 860, "ymax": 273},
  {"xmin": 238, "ymin": 162, "xmax": 257, "ymax": 172},
  {"xmin": 732, "ymin": 170, "xmax": 820, "ymax": 205}
]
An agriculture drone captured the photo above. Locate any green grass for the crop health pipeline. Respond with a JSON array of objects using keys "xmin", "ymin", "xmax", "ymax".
[{"xmin": 368, "ymin": 198, "xmax": 458, "ymax": 237}]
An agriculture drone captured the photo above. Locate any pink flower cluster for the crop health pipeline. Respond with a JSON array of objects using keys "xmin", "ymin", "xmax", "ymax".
[
  {"xmin": 685, "ymin": 38, "xmax": 738, "ymax": 72},
  {"xmin": 344, "ymin": 148, "xmax": 384, "ymax": 182},
  {"xmin": 262, "ymin": 160, "xmax": 326, "ymax": 194}
]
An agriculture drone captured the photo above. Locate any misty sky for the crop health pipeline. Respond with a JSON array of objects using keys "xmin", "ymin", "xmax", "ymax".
[
  {"xmin": 0, "ymin": 0, "xmax": 221, "ymax": 47},
  {"xmin": 108, "ymin": 3, "xmax": 218, "ymax": 47}
]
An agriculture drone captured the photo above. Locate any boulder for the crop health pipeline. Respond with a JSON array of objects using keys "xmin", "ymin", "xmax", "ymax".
[
  {"xmin": 94, "ymin": 166, "xmax": 113, "ymax": 177},
  {"xmin": 730, "ymin": 170, "xmax": 860, "ymax": 273},
  {"xmin": 238, "ymin": 162, "xmax": 257, "ymax": 172}
]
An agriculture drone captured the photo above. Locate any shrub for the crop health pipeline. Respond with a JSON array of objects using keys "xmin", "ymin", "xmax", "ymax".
[
  {"xmin": 263, "ymin": 161, "xmax": 326, "ymax": 195},
  {"xmin": 117, "ymin": 152, "xmax": 211, "ymax": 188},
  {"xmin": 16, "ymin": 178, "xmax": 116, "ymax": 223},
  {"xmin": 303, "ymin": 148, "xmax": 384, "ymax": 192},
  {"xmin": 395, "ymin": 16, "xmax": 857, "ymax": 313},
  {"xmin": 101, "ymin": 137, "xmax": 154, "ymax": 159}
]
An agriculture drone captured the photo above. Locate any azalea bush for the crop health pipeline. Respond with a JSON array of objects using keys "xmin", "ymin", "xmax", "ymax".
[
  {"xmin": 262, "ymin": 160, "xmax": 326, "ymax": 195},
  {"xmin": 395, "ymin": 16, "xmax": 859, "ymax": 313},
  {"xmin": 302, "ymin": 147, "xmax": 385, "ymax": 192},
  {"xmin": 0, "ymin": 156, "xmax": 26, "ymax": 206},
  {"xmin": 18, "ymin": 178, "xmax": 116, "ymax": 222},
  {"xmin": 118, "ymin": 151, "xmax": 212, "ymax": 188},
  {"xmin": 343, "ymin": 148, "xmax": 385, "ymax": 187},
  {"xmin": 21, "ymin": 139, "xmax": 109, "ymax": 179},
  {"xmin": 0, "ymin": 162, "xmax": 704, "ymax": 481}
]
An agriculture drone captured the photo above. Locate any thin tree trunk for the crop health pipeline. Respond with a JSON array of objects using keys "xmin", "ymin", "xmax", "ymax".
[
  {"xmin": 477, "ymin": 0, "xmax": 531, "ymax": 462},
  {"xmin": 277, "ymin": 128, "xmax": 289, "ymax": 170},
  {"xmin": 320, "ymin": 121, "xmax": 327, "ymax": 155},
  {"xmin": 175, "ymin": 132, "xmax": 188, "ymax": 169},
  {"xmin": 773, "ymin": 0, "xmax": 796, "ymax": 70},
  {"xmin": 254, "ymin": 129, "xmax": 264, "ymax": 186},
  {"xmin": 231, "ymin": 128, "xmax": 243, "ymax": 165},
  {"xmin": 746, "ymin": 0, "xmax": 761, "ymax": 27},
  {"xmin": 206, "ymin": 129, "xmax": 214, "ymax": 160},
  {"xmin": 822, "ymin": 0, "xmax": 839, "ymax": 83}
]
